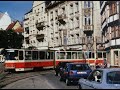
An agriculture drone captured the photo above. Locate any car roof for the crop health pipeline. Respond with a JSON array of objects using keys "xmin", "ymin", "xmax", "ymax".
[
  {"xmin": 96, "ymin": 68, "xmax": 120, "ymax": 72},
  {"xmin": 67, "ymin": 62, "xmax": 87, "ymax": 65},
  {"xmin": 59, "ymin": 61, "xmax": 71, "ymax": 63}
]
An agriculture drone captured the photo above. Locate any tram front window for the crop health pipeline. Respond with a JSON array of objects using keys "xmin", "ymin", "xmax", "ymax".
[{"xmin": 5, "ymin": 50, "xmax": 18, "ymax": 60}]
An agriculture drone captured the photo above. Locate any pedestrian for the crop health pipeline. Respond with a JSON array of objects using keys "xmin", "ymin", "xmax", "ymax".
[
  {"xmin": 95, "ymin": 63, "xmax": 100, "ymax": 69},
  {"xmin": 107, "ymin": 61, "xmax": 111, "ymax": 68},
  {"xmin": 103, "ymin": 60, "xmax": 110, "ymax": 68}
]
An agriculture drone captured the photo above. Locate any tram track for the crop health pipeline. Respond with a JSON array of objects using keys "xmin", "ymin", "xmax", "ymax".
[{"xmin": 0, "ymin": 68, "xmax": 54, "ymax": 88}]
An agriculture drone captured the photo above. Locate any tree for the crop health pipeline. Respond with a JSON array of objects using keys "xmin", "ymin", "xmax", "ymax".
[
  {"xmin": 0, "ymin": 29, "xmax": 24, "ymax": 49},
  {"xmin": 6, "ymin": 29, "xmax": 24, "ymax": 49},
  {"xmin": 0, "ymin": 30, "xmax": 8, "ymax": 48}
]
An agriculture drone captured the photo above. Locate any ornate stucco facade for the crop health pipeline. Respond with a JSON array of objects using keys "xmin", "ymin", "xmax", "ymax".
[{"xmin": 23, "ymin": 1, "xmax": 102, "ymax": 52}]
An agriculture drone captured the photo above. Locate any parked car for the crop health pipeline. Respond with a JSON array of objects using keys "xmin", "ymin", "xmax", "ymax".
[
  {"xmin": 59, "ymin": 63, "xmax": 92, "ymax": 86},
  {"xmin": 54, "ymin": 61, "xmax": 71, "ymax": 76},
  {"xmin": 78, "ymin": 68, "xmax": 120, "ymax": 89}
]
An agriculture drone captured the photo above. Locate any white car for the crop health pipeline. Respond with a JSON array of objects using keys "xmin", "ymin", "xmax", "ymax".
[{"xmin": 78, "ymin": 68, "xmax": 120, "ymax": 89}]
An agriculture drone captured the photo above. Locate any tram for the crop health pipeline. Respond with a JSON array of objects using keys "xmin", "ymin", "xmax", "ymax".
[{"xmin": 4, "ymin": 49, "xmax": 107, "ymax": 72}]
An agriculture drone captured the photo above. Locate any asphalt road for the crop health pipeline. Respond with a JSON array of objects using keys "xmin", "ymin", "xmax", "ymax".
[{"xmin": 1, "ymin": 69, "xmax": 78, "ymax": 89}]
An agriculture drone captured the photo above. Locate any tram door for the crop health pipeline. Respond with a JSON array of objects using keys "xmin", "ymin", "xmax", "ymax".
[{"xmin": 113, "ymin": 51, "xmax": 119, "ymax": 66}]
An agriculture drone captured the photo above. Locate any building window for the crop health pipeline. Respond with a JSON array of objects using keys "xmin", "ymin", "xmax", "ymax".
[
  {"xmin": 75, "ymin": 2, "xmax": 79, "ymax": 13},
  {"xmin": 55, "ymin": 10, "xmax": 58, "ymax": 19},
  {"xmin": 75, "ymin": 17, "xmax": 79, "ymax": 28},
  {"xmin": 84, "ymin": 1, "xmax": 91, "ymax": 8},
  {"xmin": 109, "ymin": 2, "xmax": 117, "ymax": 16},
  {"xmin": 25, "ymin": 27, "xmax": 29, "ymax": 34},
  {"xmin": 50, "ymin": 11, "xmax": 53, "ymax": 21},
  {"xmin": 70, "ymin": 4, "xmax": 73, "ymax": 15},
  {"xmin": 70, "ymin": 18, "xmax": 74, "ymax": 29},
  {"xmin": 42, "ymin": 7, "xmax": 43, "ymax": 12},
  {"xmin": 62, "ymin": 7, "xmax": 65, "ymax": 14},
  {"xmin": 111, "ymin": 26, "xmax": 115, "ymax": 39},
  {"xmin": 115, "ymin": 26, "xmax": 119, "ymax": 38},
  {"xmin": 84, "ymin": 15, "xmax": 91, "ymax": 25}
]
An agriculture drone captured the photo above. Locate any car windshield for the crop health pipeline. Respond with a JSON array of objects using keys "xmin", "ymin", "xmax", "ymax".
[
  {"xmin": 71, "ymin": 64, "xmax": 90, "ymax": 70},
  {"xmin": 107, "ymin": 71, "xmax": 120, "ymax": 84}
]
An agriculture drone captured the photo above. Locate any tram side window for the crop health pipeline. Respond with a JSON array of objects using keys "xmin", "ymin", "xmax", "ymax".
[
  {"xmin": 39, "ymin": 51, "xmax": 45, "ymax": 59},
  {"xmin": 57, "ymin": 52, "xmax": 60, "ymax": 59},
  {"xmin": 72, "ymin": 52, "xmax": 77, "ymax": 59},
  {"xmin": 103, "ymin": 52, "xmax": 106, "ymax": 58},
  {"xmin": 25, "ymin": 51, "xmax": 32, "ymax": 60},
  {"xmin": 97, "ymin": 52, "xmax": 102, "ymax": 58},
  {"xmin": 89, "ymin": 52, "xmax": 92, "ymax": 58},
  {"xmin": 32, "ymin": 51, "xmax": 38, "ymax": 60},
  {"xmin": 92, "ymin": 52, "xmax": 95, "ymax": 58},
  {"xmin": 19, "ymin": 51, "xmax": 23, "ymax": 60},
  {"xmin": 83, "ymin": 51, "xmax": 89, "ymax": 59},
  {"xmin": 50, "ymin": 52, "xmax": 54, "ymax": 59},
  {"xmin": 60, "ymin": 52, "xmax": 65, "ymax": 59},
  {"xmin": 66, "ymin": 52, "xmax": 71, "ymax": 59},
  {"xmin": 78, "ymin": 52, "xmax": 83, "ymax": 59},
  {"xmin": 46, "ymin": 52, "xmax": 50, "ymax": 59}
]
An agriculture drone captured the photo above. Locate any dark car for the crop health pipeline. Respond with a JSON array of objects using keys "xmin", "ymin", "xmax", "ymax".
[
  {"xmin": 59, "ymin": 63, "xmax": 92, "ymax": 86},
  {"xmin": 54, "ymin": 61, "xmax": 71, "ymax": 76}
]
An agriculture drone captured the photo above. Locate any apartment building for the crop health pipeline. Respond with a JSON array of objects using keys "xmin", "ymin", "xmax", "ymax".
[
  {"xmin": 100, "ymin": 1, "xmax": 120, "ymax": 66},
  {"xmin": 23, "ymin": 1, "xmax": 102, "ymax": 52},
  {"xmin": 23, "ymin": 1, "xmax": 48, "ymax": 49},
  {"xmin": 45, "ymin": 1, "xmax": 102, "ymax": 52}
]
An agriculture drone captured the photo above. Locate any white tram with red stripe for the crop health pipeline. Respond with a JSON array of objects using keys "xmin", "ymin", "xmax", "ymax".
[{"xmin": 4, "ymin": 49, "xmax": 107, "ymax": 72}]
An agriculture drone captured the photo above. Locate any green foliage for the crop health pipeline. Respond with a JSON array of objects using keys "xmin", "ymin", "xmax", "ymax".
[{"xmin": 0, "ymin": 29, "xmax": 24, "ymax": 49}]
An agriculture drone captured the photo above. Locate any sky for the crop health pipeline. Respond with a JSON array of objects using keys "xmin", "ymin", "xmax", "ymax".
[{"xmin": 0, "ymin": 1, "xmax": 33, "ymax": 22}]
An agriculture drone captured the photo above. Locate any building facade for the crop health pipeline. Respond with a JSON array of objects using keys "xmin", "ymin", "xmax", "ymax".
[
  {"xmin": 23, "ymin": 1, "xmax": 102, "ymax": 53},
  {"xmin": 100, "ymin": 1, "xmax": 120, "ymax": 67},
  {"xmin": 23, "ymin": 1, "xmax": 48, "ymax": 49},
  {"xmin": 0, "ymin": 12, "xmax": 12, "ymax": 30}
]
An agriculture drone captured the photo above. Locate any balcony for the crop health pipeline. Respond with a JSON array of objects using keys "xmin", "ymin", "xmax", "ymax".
[
  {"xmin": 36, "ymin": 34, "xmax": 44, "ymax": 42},
  {"xmin": 45, "ymin": 1, "xmax": 64, "ymax": 10},
  {"xmin": 36, "ymin": 21, "xmax": 45, "ymax": 30},
  {"xmin": 83, "ymin": 25, "xmax": 93, "ymax": 33},
  {"xmin": 58, "ymin": 14, "xmax": 66, "ymax": 25}
]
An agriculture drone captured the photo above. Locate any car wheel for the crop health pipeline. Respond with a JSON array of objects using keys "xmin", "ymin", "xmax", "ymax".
[
  {"xmin": 65, "ymin": 79, "xmax": 70, "ymax": 86},
  {"xmin": 78, "ymin": 84, "xmax": 82, "ymax": 89}
]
